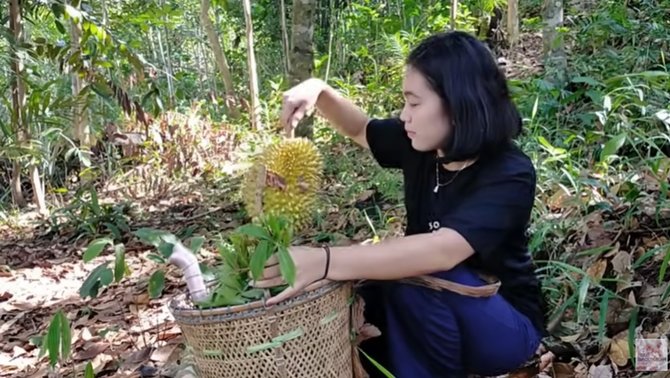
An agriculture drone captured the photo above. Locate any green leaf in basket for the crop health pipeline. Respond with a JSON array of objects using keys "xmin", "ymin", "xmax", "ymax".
[
  {"xmin": 272, "ymin": 327, "xmax": 304, "ymax": 343},
  {"xmin": 212, "ymin": 285, "xmax": 246, "ymax": 306},
  {"xmin": 277, "ymin": 246, "xmax": 296, "ymax": 286},
  {"xmin": 236, "ymin": 224, "xmax": 271, "ymax": 241},
  {"xmin": 246, "ymin": 341, "xmax": 282, "ymax": 353},
  {"xmin": 241, "ymin": 288, "xmax": 264, "ymax": 300},
  {"xmin": 250, "ymin": 240, "xmax": 272, "ymax": 280},
  {"xmin": 217, "ymin": 263, "xmax": 243, "ymax": 291}
]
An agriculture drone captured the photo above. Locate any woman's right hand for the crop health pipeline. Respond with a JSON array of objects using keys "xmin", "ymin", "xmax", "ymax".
[{"xmin": 281, "ymin": 78, "xmax": 326, "ymax": 135}]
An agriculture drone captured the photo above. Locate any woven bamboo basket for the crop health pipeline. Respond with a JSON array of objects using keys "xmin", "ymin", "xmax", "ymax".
[{"xmin": 168, "ymin": 280, "xmax": 355, "ymax": 378}]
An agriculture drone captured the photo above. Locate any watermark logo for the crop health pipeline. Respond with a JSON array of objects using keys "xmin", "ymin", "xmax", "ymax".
[{"xmin": 636, "ymin": 338, "xmax": 668, "ymax": 371}]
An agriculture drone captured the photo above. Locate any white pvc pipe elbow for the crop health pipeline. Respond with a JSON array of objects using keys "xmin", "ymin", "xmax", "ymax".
[{"xmin": 168, "ymin": 242, "xmax": 208, "ymax": 303}]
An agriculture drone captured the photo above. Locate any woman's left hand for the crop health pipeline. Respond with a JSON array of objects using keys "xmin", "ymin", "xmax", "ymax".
[{"xmin": 252, "ymin": 246, "xmax": 329, "ymax": 306}]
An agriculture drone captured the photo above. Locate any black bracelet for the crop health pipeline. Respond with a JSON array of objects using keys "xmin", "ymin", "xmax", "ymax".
[{"xmin": 321, "ymin": 244, "xmax": 331, "ymax": 280}]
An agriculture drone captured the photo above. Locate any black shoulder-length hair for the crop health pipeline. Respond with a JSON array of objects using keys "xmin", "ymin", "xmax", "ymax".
[{"xmin": 406, "ymin": 30, "xmax": 522, "ymax": 164}]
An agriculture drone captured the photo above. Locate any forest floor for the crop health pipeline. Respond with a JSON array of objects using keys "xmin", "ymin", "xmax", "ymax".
[{"xmin": 2, "ymin": 31, "xmax": 670, "ymax": 378}]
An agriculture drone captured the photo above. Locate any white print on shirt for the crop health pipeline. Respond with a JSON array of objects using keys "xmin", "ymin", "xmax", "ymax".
[{"xmin": 428, "ymin": 220, "xmax": 441, "ymax": 232}]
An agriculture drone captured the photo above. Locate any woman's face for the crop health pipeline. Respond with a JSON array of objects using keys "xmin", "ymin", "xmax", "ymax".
[{"xmin": 399, "ymin": 65, "xmax": 451, "ymax": 153}]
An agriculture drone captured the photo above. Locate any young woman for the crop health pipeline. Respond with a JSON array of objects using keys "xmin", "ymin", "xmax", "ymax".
[{"xmin": 254, "ymin": 31, "xmax": 548, "ymax": 377}]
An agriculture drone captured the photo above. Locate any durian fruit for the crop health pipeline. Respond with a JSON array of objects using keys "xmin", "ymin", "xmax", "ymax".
[{"xmin": 240, "ymin": 137, "xmax": 323, "ymax": 230}]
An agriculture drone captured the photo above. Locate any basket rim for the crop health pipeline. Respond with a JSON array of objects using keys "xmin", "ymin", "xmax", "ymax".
[{"xmin": 168, "ymin": 279, "xmax": 348, "ymax": 318}]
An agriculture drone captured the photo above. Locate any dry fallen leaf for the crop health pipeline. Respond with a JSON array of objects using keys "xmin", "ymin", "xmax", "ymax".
[
  {"xmin": 0, "ymin": 311, "xmax": 26, "ymax": 336},
  {"xmin": 640, "ymin": 283, "xmax": 668, "ymax": 307},
  {"xmin": 589, "ymin": 364, "xmax": 613, "ymax": 378},
  {"xmin": 587, "ymin": 259, "xmax": 608, "ymax": 283},
  {"xmin": 73, "ymin": 342, "xmax": 109, "ymax": 361},
  {"xmin": 80, "ymin": 327, "xmax": 93, "ymax": 341},
  {"xmin": 120, "ymin": 345, "xmax": 154, "ymax": 371},
  {"xmin": 654, "ymin": 320, "xmax": 670, "ymax": 335},
  {"xmin": 550, "ymin": 362, "xmax": 574, "ymax": 378},
  {"xmin": 573, "ymin": 361, "xmax": 589, "ymax": 378},
  {"xmin": 133, "ymin": 293, "xmax": 151, "ymax": 305},
  {"xmin": 616, "ymin": 272, "xmax": 637, "ymax": 293},
  {"xmin": 628, "ymin": 290, "xmax": 637, "ymax": 306},
  {"xmin": 150, "ymin": 344, "xmax": 180, "ymax": 364},
  {"xmin": 610, "ymin": 251, "xmax": 631, "ymax": 274},
  {"xmin": 608, "ymin": 334, "xmax": 630, "ymax": 366},
  {"xmin": 12, "ymin": 345, "xmax": 27, "ymax": 358},
  {"xmin": 547, "ymin": 188, "xmax": 572, "ymax": 210},
  {"xmin": 560, "ymin": 333, "xmax": 584, "ymax": 343}
]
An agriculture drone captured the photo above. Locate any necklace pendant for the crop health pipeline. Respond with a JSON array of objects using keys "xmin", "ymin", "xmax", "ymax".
[{"xmin": 433, "ymin": 184, "xmax": 439, "ymax": 193}]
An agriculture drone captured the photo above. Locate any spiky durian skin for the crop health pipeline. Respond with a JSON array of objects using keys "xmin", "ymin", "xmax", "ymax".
[{"xmin": 240, "ymin": 138, "xmax": 323, "ymax": 230}]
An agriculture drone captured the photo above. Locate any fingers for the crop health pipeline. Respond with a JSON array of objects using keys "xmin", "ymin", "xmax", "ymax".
[
  {"xmin": 265, "ymin": 279, "xmax": 328, "ymax": 306},
  {"xmin": 265, "ymin": 254, "xmax": 278, "ymax": 266},
  {"xmin": 280, "ymin": 93, "xmax": 298, "ymax": 130},
  {"xmin": 281, "ymin": 90, "xmax": 310, "ymax": 136},
  {"xmin": 261, "ymin": 264, "xmax": 281, "ymax": 279},
  {"xmin": 253, "ymin": 276, "xmax": 285, "ymax": 289},
  {"xmin": 265, "ymin": 285, "xmax": 301, "ymax": 306},
  {"xmin": 303, "ymin": 279, "xmax": 330, "ymax": 292},
  {"xmin": 289, "ymin": 102, "xmax": 308, "ymax": 128}
]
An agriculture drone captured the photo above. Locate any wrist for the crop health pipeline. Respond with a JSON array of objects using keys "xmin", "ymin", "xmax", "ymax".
[
  {"xmin": 314, "ymin": 80, "xmax": 335, "ymax": 106},
  {"xmin": 320, "ymin": 245, "xmax": 331, "ymax": 280}
]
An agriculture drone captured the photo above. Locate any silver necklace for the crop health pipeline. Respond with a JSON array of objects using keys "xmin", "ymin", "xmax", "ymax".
[{"xmin": 433, "ymin": 161, "xmax": 468, "ymax": 193}]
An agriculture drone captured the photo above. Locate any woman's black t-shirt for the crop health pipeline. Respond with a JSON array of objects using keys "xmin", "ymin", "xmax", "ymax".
[{"xmin": 364, "ymin": 117, "xmax": 547, "ymax": 337}]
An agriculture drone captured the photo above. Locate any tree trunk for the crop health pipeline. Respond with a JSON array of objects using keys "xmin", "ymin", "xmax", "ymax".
[
  {"xmin": 101, "ymin": 0, "xmax": 109, "ymax": 26},
  {"xmin": 542, "ymin": 0, "xmax": 567, "ymax": 86},
  {"xmin": 450, "ymin": 0, "xmax": 458, "ymax": 30},
  {"xmin": 30, "ymin": 165, "xmax": 47, "ymax": 215},
  {"xmin": 10, "ymin": 162, "xmax": 25, "ymax": 208},
  {"xmin": 162, "ymin": 23, "xmax": 176, "ymax": 107},
  {"xmin": 200, "ymin": 0, "xmax": 239, "ymax": 117},
  {"xmin": 70, "ymin": 1, "xmax": 91, "ymax": 147},
  {"xmin": 149, "ymin": 27, "xmax": 159, "ymax": 63},
  {"xmin": 242, "ymin": 0, "xmax": 263, "ymax": 130},
  {"xmin": 324, "ymin": 0, "xmax": 335, "ymax": 82},
  {"xmin": 280, "ymin": 0, "xmax": 291, "ymax": 78},
  {"xmin": 156, "ymin": 25, "xmax": 174, "ymax": 108},
  {"xmin": 289, "ymin": 0, "xmax": 316, "ymax": 138},
  {"xmin": 195, "ymin": 24, "xmax": 206, "ymax": 96},
  {"xmin": 507, "ymin": 0, "xmax": 519, "ymax": 45},
  {"xmin": 9, "ymin": 0, "xmax": 26, "ymax": 208},
  {"xmin": 198, "ymin": 26, "xmax": 216, "ymax": 97}
]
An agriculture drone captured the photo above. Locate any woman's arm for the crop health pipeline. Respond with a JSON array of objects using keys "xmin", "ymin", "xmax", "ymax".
[
  {"xmin": 327, "ymin": 227, "xmax": 475, "ymax": 281},
  {"xmin": 257, "ymin": 228, "xmax": 476, "ymax": 305},
  {"xmin": 282, "ymin": 78, "xmax": 370, "ymax": 148},
  {"xmin": 314, "ymin": 83, "xmax": 370, "ymax": 148}
]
